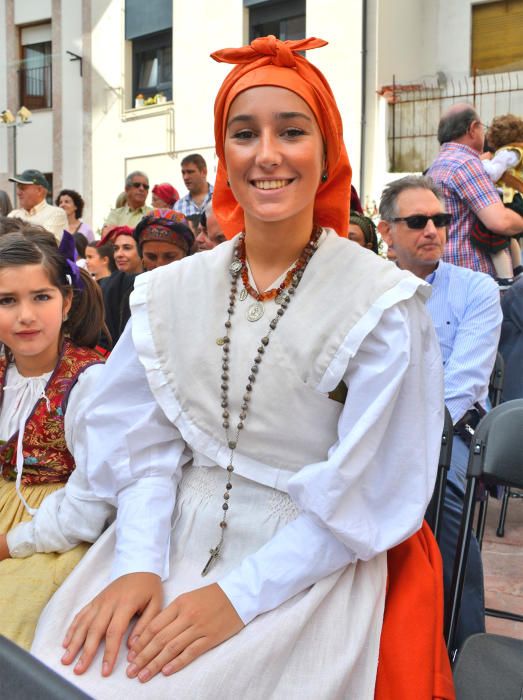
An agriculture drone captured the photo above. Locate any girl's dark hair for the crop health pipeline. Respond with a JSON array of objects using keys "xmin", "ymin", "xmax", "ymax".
[
  {"xmin": 73, "ymin": 232, "xmax": 88, "ymax": 259},
  {"xmin": 86, "ymin": 241, "xmax": 117, "ymax": 273},
  {"xmin": 0, "ymin": 231, "xmax": 109, "ymax": 349},
  {"xmin": 55, "ymin": 189, "xmax": 85, "ymax": 219}
]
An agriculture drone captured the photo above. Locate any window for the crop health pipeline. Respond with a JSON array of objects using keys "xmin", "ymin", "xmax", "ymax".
[
  {"xmin": 132, "ymin": 31, "xmax": 172, "ymax": 103},
  {"xmin": 248, "ymin": 0, "xmax": 305, "ymax": 42},
  {"xmin": 125, "ymin": 0, "xmax": 172, "ymax": 106},
  {"xmin": 471, "ymin": 0, "xmax": 523, "ymax": 74},
  {"xmin": 19, "ymin": 24, "xmax": 52, "ymax": 110}
]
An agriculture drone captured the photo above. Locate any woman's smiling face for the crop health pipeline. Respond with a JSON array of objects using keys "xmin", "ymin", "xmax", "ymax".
[{"xmin": 224, "ymin": 86, "xmax": 324, "ymax": 229}]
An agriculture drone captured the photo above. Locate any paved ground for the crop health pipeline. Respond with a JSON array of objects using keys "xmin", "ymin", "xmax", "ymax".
[{"xmin": 482, "ymin": 491, "xmax": 523, "ymax": 639}]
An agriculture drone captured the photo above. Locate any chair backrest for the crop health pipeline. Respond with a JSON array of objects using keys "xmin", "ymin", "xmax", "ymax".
[
  {"xmin": 426, "ymin": 406, "xmax": 453, "ymax": 540},
  {"xmin": 0, "ymin": 636, "xmax": 92, "ymax": 699},
  {"xmin": 488, "ymin": 351, "xmax": 505, "ymax": 407},
  {"xmin": 468, "ymin": 399, "xmax": 523, "ymax": 489},
  {"xmin": 452, "ymin": 633, "xmax": 523, "ymax": 700}
]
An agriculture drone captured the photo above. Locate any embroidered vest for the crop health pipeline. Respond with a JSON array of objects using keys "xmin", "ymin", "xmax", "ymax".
[
  {"xmin": 137, "ymin": 230, "xmax": 428, "ymax": 491},
  {"xmin": 497, "ymin": 143, "xmax": 523, "ymax": 202},
  {"xmin": 0, "ymin": 340, "xmax": 104, "ymax": 485}
]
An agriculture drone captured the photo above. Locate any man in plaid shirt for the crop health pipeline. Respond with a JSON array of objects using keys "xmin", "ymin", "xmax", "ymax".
[{"xmin": 427, "ymin": 103, "xmax": 523, "ymax": 276}]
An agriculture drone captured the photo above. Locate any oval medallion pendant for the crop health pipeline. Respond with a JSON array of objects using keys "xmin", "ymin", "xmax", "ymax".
[
  {"xmin": 247, "ymin": 301, "xmax": 264, "ymax": 322},
  {"xmin": 229, "ymin": 259, "xmax": 242, "ymax": 274},
  {"xmin": 239, "ymin": 288, "xmax": 248, "ymax": 302}
]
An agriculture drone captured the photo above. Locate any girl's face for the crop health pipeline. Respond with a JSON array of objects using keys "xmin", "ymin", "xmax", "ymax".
[
  {"xmin": 113, "ymin": 235, "xmax": 143, "ymax": 274},
  {"xmin": 224, "ymin": 86, "xmax": 324, "ymax": 230},
  {"xmin": 0, "ymin": 264, "xmax": 71, "ymax": 375},
  {"xmin": 58, "ymin": 194, "xmax": 76, "ymax": 218},
  {"xmin": 85, "ymin": 246, "xmax": 109, "ymax": 279}
]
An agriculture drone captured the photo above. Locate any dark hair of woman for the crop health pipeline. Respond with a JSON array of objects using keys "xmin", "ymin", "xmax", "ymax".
[
  {"xmin": 55, "ymin": 189, "xmax": 85, "ymax": 219},
  {"xmin": 0, "ymin": 230, "xmax": 110, "ymax": 349},
  {"xmin": 73, "ymin": 232, "xmax": 88, "ymax": 259}
]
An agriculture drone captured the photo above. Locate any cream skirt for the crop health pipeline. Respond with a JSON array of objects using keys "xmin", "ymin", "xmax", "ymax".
[{"xmin": 32, "ymin": 465, "xmax": 387, "ymax": 699}]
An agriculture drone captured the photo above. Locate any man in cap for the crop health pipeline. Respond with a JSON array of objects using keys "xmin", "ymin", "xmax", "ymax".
[{"xmin": 8, "ymin": 169, "xmax": 67, "ymax": 242}]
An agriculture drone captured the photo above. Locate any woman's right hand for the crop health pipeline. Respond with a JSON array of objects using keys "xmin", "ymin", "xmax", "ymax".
[{"xmin": 61, "ymin": 572, "xmax": 163, "ymax": 677}]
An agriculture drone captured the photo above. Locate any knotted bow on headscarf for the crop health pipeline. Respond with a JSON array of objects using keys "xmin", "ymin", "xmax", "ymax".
[{"xmin": 211, "ymin": 35, "xmax": 351, "ymax": 238}]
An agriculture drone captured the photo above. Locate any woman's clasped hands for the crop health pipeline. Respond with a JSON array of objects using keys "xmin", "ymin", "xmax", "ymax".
[{"xmin": 61, "ymin": 574, "xmax": 244, "ymax": 682}]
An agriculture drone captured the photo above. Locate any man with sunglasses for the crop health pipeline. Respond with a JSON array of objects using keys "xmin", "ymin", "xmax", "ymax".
[
  {"xmin": 102, "ymin": 171, "xmax": 153, "ymax": 234},
  {"xmin": 427, "ymin": 103, "xmax": 523, "ymax": 276},
  {"xmin": 379, "ymin": 175, "xmax": 502, "ymax": 649}
]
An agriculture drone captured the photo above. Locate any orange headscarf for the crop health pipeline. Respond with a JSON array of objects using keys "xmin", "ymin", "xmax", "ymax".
[{"xmin": 211, "ymin": 35, "xmax": 351, "ymax": 238}]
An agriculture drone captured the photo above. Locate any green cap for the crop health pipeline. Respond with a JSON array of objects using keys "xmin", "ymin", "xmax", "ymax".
[{"xmin": 8, "ymin": 169, "xmax": 49, "ymax": 190}]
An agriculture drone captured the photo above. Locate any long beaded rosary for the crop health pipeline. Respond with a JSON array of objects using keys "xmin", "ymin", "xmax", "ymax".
[{"xmin": 201, "ymin": 225, "xmax": 322, "ymax": 576}]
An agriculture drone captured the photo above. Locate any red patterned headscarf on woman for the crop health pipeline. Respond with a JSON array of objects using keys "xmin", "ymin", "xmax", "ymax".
[{"xmin": 211, "ymin": 35, "xmax": 351, "ymax": 238}]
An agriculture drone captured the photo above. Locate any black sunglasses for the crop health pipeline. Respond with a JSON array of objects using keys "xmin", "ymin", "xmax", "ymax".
[
  {"xmin": 390, "ymin": 213, "xmax": 452, "ymax": 229},
  {"xmin": 131, "ymin": 182, "xmax": 150, "ymax": 190}
]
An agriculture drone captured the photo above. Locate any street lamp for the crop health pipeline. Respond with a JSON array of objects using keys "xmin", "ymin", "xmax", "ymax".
[{"xmin": 1, "ymin": 107, "xmax": 32, "ymax": 200}]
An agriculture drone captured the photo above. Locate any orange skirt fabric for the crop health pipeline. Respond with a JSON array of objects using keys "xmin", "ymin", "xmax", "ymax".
[{"xmin": 375, "ymin": 521, "xmax": 456, "ymax": 700}]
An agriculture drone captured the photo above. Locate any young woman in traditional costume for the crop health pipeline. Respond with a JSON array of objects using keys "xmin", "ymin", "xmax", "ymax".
[
  {"xmin": 31, "ymin": 36, "xmax": 454, "ymax": 699},
  {"xmin": 0, "ymin": 228, "xmax": 109, "ymax": 649}
]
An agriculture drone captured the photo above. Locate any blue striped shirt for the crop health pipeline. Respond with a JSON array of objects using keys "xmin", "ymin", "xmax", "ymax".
[
  {"xmin": 426, "ymin": 261, "xmax": 502, "ymax": 423},
  {"xmin": 173, "ymin": 184, "xmax": 214, "ymax": 217}
]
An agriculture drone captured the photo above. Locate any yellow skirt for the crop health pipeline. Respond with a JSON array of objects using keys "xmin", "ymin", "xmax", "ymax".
[{"xmin": 0, "ymin": 478, "xmax": 89, "ymax": 649}]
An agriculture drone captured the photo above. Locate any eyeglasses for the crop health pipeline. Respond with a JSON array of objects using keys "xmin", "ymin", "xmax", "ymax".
[
  {"xmin": 130, "ymin": 182, "xmax": 150, "ymax": 190},
  {"xmin": 390, "ymin": 213, "xmax": 452, "ymax": 229}
]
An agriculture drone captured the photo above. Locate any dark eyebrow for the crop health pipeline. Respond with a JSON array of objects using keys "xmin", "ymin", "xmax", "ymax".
[
  {"xmin": 0, "ymin": 287, "xmax": 55, "ymax": 295},
  {"xmin": 227, "ymin": 111, "xmax": 313, "ymax": 128}
]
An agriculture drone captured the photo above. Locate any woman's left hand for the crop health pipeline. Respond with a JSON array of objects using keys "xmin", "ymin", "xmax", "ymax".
[{"xmin": 126, "ymin": 583, "xmax": 244, "ymax": 682}]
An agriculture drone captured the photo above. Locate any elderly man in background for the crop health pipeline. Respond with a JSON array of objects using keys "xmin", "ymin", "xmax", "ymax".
[
  {"xmin": 8, "ymin": 169, "xmax": 67, "ymax": 242},
  {"xmin": 102, "ymin": 171, "xmax": 152, "ymax": 233},
  {"xmin": 427, "ymin": 103, "xmax": 523, "ymax": 275},
  {"xmin": 196, "ymin": 201, "xmax": 226, "ymax": 251},
  {"xmin": 378, "ymin": 174, "xmax": 502, "ymax": 648}
]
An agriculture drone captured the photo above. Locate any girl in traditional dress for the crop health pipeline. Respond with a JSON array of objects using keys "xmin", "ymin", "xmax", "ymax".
[
  {"xmin": 0, "ymin": 227, "xmax": 110, "ymax": 649},
  {"xmin": 32, "ymin": 36, "xmax": 454, "ymax": 699}
]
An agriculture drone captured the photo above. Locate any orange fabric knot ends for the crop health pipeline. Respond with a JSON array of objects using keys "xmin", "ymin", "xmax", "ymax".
[{"xmin": 211, "ymin": 35, "xmax": 328, "ymax": 68}]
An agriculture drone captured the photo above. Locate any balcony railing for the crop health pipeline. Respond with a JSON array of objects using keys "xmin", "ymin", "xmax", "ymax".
[{"xmin": 18, "ymin": 62, "xmax": 52, "ymax": 110}]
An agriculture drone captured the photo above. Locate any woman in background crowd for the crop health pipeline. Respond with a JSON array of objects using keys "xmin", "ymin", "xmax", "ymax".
[
  {"xmin": 349, "ymin": 210, "xmax": 379, "ymax": 254},
  {"xmin": 56, "ymin": 190, "xmax": 94, "ymax": 243},
  {"xmin": 151, "ymin": 184, "xmax": 180, "ymax": 210},
  {"xmin": 0, "ymin": 191, "xmax": 13, "ymax": 217},
  {"xmin": 134, "ymin": 209, "xmax": 195, "ymax": 271},
  {"xmin": 85, "ymin": 241, "xmax": 116, "ymax": 281}
]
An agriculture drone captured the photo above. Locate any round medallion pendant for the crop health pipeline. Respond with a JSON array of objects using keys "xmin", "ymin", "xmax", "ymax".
[
  {"xmin": 239, "ymin": 288, "xmax": 248, "ymax": 302},
  {"xmin": 230, "ymin": 259, "xmax": 242, "ymax": 274},
  {"xmin": 246, "ymin": 301, "xmax": 264, "ymax": 322}
]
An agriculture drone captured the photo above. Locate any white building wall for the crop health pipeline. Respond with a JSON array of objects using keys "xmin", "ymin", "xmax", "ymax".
[
  {"xmin": 0, "ymin": 0, "xmax": 9, "ymax": 193},
  {"xmin": 14, "ymin": 0, "xmax": 51, "ymax": 24},
  {"xmin": 60, "ymin": 0, "xmax": 84, "ymax": 193}
]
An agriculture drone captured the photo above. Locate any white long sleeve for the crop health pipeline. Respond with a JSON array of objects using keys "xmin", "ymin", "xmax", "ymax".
[
  {"xmin": 219, "ymin": 296, "xmax": 444, "ymax": 622},
  {"xmin": 482, "ymin": 148, "xmax": 520, "ymax": 183}
]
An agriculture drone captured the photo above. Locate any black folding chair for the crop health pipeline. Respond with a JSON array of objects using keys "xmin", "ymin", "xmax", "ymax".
[
  {"xmin": 476, "ymin": 351, "xmax": 506, "ymax": 549},
  {"xmin": 0, "ymin": 635, "xmax": 92, "ymax": 699},
  {"xmin": 452, "ymin": 633, "xmax": 523, "ymax": 700},
  {"xmin": 425, "ymin": 406, "xmax": 453, "ymax": 543},
  {"xmin": 446, "ymin": 400, "xmax": 523, "ymax": 655}
]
